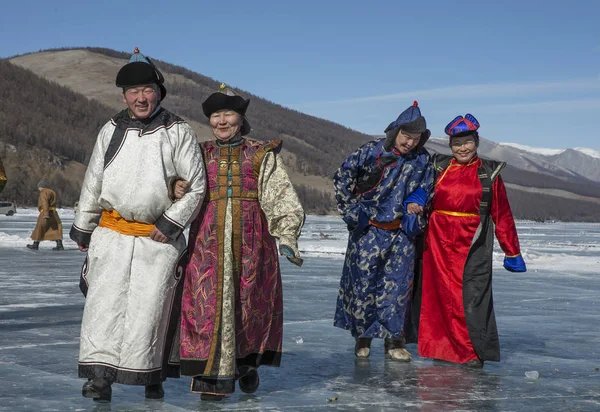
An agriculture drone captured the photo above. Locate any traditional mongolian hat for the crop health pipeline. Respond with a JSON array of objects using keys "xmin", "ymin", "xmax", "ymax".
[
  {"xmin": 116, "ymin": 47, "xmax": 167, "ymax": 101},
  {"xmin": 202, "ymin": 84, "xmax": 251, "ymax": 135},
  {"xmin": 384, "ymin": 101, "xmax": 431, "ymax": 150},
  {"xmin": 445, "ymin": 113, "xmax": 480, "ymax": 141}
]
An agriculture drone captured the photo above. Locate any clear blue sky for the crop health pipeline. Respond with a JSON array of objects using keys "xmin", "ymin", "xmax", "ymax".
[{"xmin": 2, "ymin": 0, "xmax": 599, "ymax": 149}]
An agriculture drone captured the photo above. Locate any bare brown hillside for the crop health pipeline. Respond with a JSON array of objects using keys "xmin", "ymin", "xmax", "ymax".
[
  {"xmin": 1, "ymin": 54, "xmax": 340, "ymax": 212},
  {"xmin": 10, "ymin": 50, "xmax": 214, "ymax": 141},
  {"xmin": 10, "ymin": 48, "xmax": 372, "ymax": 197},
  {"xmin": 4, "ymin": 47, "xmax": 600, "ymax": 221}
]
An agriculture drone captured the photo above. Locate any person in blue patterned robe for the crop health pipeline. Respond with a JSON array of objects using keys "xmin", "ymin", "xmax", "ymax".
[{"xmin": 333, "ymin": 102, "xmax": 434, "ymax": 361}]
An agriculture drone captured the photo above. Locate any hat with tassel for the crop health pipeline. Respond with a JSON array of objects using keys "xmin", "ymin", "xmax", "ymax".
[
  {"xmin": 202, "ymin": 83, "xmax": 252, "ymax": 135},
  {"xmin": 116, "ymin": 47, "xmax": 167, "ymax": 101}
]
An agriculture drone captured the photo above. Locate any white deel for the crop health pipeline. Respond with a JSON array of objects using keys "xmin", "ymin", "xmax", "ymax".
[{"xmin": 73, "ymin": 112, "xmax": 206, "ymax": 383}]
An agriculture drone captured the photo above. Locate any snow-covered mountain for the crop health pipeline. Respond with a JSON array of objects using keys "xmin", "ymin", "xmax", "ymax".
[{"xmin": 426, "ymin": 137, "xmax": 600, "ymax": 183}]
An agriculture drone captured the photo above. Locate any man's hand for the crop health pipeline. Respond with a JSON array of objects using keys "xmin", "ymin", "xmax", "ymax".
[
  {"xmin": 150, "ymin": 227, "xmax": 169, "ymax": 243},
  {"xmin": 78, "ymin": 243, "xmax": 89, "ymax": 252},
  {"xmin": 44, "ymin": 216, "xmax": 50, "ymax": 219},
  {"xmin": 406, "ymin": 202, "xmax": 423, "ymax": 215},
  {"xmin": 174, "ymin": 180, "xmax": 190, "ymax": 200}
]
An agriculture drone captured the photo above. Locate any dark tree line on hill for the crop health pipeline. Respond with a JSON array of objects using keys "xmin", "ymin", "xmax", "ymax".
[
  {"xmin": 500, "ymin": 164, "xmax": 600, "ymax": 199},
  {"xmin": 3, "ymin": 48, "xmax": 600, "ymax": 221},
  {"xmin": 0, "ymin": 144, "xmax": 83, "ymax": 207},
  {"xmin": 82, "ymin": 47, "xmax": 371, "ymax": 176},
  {"xmin": 0, "ymin": 59, "xmax": 113, "ymax": 164},
  {"xmin": 0, "ymin": 59, "xmax": 113, "ymax": 206},
  {"xmin": 293, "ymin": 184, "xmax": 336, "ymax": 215},
  {"xmin": 506, "ymin": 188, "xmax": 600, "ymax": 222},
  {"xmin": 0, "ymin": 57, "xmax": 337, "ymax": 213}
]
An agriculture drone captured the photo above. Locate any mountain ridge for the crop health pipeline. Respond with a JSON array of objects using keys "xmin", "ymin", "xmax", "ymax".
[{"xmin": 3, "ymin": 47, "xmax": 600, "ymax": 221}]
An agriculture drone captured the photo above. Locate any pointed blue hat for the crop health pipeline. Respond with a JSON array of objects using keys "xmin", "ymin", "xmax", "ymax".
[{"xmin": 384, "ymin": 101, "xmax": 428, "ymax": 135}]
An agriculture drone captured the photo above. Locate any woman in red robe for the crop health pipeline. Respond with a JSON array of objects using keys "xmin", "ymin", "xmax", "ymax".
[{"xmin": 418, "ymin": 114, "xmax": 527, "ymax": 368}]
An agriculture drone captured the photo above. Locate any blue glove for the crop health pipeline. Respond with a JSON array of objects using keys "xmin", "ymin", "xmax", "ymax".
[
  {"xmin": 503, "ymin": 255, "xmax": 527, "ymax": 272},
  {"xmin": 403, "ymin": 187, "xmax": 427, "ymax": 210}
]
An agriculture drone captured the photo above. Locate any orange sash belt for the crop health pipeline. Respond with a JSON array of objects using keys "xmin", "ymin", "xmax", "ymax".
[
  {"xmin": 434, "ymin": 210, "xmax": 478, "ymax": 217},
  {"xmin": 39, "ymin": 207, "xmax": 56, "ymax": 212},
  {"xmin": 98, "ymin": 210, "xmax": 155, "ymax": 237},
  {"xmin": 369, "ymin": 219, "xmax": 402, "ymax": 230}
]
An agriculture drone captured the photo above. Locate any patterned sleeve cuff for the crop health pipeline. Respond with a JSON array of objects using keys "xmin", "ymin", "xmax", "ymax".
[
  {"xmin": 155, "ymin": 213, "xmax": 184, "ymax": 241},
  {"xmin": 70, "ymin": 225, "xmax": 93, "ymax": 245}
]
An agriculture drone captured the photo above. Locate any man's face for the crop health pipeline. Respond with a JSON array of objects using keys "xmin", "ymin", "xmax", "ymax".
[
  {"xmin": 122, "ymin": 84, "xmax": 160, "ymax": 119},
  {"xmin": 394, "ymin": 129, "xmax": 421, "ymax": 155},
  {"xmin": 209, "ymin": 110, "xmax": 243, "ymax": 141}
]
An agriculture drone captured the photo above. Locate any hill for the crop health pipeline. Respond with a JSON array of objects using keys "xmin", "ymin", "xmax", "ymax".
[{"xmin": 3, "ymin": 48, "xmax": 600, "ymax": 221}]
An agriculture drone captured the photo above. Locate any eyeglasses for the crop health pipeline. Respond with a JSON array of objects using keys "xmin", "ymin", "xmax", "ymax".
[{"xmin": 450, "ymin": 140, "xmax": 476, "ymax": 148}]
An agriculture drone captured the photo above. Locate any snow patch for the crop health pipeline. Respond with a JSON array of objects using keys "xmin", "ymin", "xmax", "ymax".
[
  {"xmin": 500, "ymin": 143, "xmax": 565, "ymax": 156},
  {"xmin": 13, "ymin": 207, "xmax": 75, "ymax": 217},
  {"xmin": 574, "ymin": 147, "xmax": 600, "ymax": 159},
  {"xmin": 0, "ymin": 231, "xmax": 31, "ymax": 247}
]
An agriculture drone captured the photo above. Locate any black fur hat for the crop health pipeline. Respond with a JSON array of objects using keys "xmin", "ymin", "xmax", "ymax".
[
  {"xmin": 116, "ymin": 48, "xmax": 167, "ymax": 101},
  {"xmin": 202, "ymin": 84, "xmax": 251, "ymax": 135}
]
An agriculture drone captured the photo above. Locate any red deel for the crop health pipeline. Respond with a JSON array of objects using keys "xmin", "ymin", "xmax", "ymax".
[{"xmin": 418, "ymin": 157, "xmax": 520, "ymax": 363}]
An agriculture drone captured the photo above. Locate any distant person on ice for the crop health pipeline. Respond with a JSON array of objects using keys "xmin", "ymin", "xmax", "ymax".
[
  {"xmin": 0, "ymin": 157, "xmax": 6, "ymax": 193},
  {"xmin": 27, "ymin": 181, "xmax": 63, "ymax": 251},
  {"xmin": 69, "ymin": 48, "xmax": 206, "ymax": 403},
  {"xmin": 333, "ymin": 102, "xmax": 434, "ymax": 361},
  {"xmin": 417, "ymin": 114, "xmax": 527, "ymax": 368},
  {"xmin": 172, "ymin": 84, "xmax": 305, "ymax": 401}
]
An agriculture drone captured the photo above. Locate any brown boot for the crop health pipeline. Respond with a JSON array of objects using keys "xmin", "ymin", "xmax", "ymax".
[
  {"xmin": 355, "ymin": 337, "xmax": 372, "ymax": 358},
  {"xmin": 384, "ymin": 337, "xmax": 411, "ymax": 362},
  {"xmin": 465, "ymin": 358, "xmax": 484, "ymax": 368}
]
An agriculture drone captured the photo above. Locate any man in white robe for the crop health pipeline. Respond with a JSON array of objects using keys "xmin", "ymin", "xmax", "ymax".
[{"xmin": 70, "ymin": 48, "xmax": 206, "ymax": 403}]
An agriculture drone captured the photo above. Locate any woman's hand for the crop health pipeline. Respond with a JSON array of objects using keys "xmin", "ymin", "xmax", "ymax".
[
  {"xmin": 406, "ymin": 202, "xmax": 423, "ymax": 215},
  {"xmin": 174, "ymin": 180, "xmax": 190, "ymax": 200}
]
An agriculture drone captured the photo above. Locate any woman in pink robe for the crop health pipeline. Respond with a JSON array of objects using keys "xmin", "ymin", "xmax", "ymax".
[{"xmin": 178, "ymin": 85, "xmax": 304, "ymax": 400}]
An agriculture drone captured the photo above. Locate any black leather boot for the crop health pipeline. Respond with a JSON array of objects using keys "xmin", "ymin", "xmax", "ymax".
[
  {"xmin": 82, "ymin": 378, "xmax": 112, "ymax": 402},
  {"xmin": 239, "ymin": 369, "xmax": 259, "ymax": 394},
  {"xmin": 52, "ymin": 239, "xmax": 64, "ymax": 251},
  {"xmin": 26, "ymin": 241, "xmax": 39, "ymax": 250},
  {"xmin": 145, "ymin": 382, "xmax": 164, "ymax": 399},
  {"xmin": 201, "ymin": 393, "xmax": 225, "ymax": 401}
]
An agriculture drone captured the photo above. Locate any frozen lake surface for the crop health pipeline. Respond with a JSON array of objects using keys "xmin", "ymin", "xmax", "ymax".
[{"xmin": 0, "ymin": 210, "xmax": 599, "ymax": 411}]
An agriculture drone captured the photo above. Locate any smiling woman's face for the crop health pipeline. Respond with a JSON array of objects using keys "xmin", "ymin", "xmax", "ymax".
[
  {"xmin": 210, "ymin": 110, "xmax": 242, "ymax": 141},
  {"xmin": 450, "ymin": 135, "xmax": 478, "ymax": 164}
]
